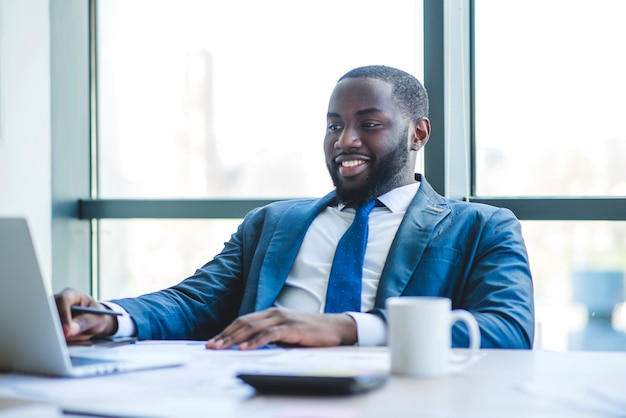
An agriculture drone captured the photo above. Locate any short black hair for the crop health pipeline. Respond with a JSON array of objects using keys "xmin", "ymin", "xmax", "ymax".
[{"xmin": 338, "ymin": 65, "xmax": 429, "ymax": 121}]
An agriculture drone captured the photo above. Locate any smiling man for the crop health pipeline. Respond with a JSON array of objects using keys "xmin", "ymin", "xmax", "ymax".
[{"xmin": 56, "ymin": 65, "xmax": 535, "ymax": 350}]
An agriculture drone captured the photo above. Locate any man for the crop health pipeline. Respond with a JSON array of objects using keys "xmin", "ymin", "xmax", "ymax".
[{"xmin": 56, "ymin": 65, "xmax": 534, "ymax": 349}]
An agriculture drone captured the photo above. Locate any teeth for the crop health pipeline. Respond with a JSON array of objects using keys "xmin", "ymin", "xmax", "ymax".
[{"xmin": 341, "ymin": 160, "xmax": 365, "ymax": 167}]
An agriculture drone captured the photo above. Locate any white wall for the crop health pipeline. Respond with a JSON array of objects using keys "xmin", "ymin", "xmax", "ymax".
[{"xmin": 0, "ymin": 0, "xmax": 52, "ymax": 282}]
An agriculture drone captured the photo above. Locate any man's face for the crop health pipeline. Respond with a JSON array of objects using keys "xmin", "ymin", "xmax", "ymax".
[{"xmin": 324, "ymin": 77, "xmax": 417, "ymax": 207}]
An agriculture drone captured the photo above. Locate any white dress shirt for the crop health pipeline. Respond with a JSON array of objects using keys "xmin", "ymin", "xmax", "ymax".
[{"xmin": 108, "ymin": 182, "xmax": 420, "ymax": 346}]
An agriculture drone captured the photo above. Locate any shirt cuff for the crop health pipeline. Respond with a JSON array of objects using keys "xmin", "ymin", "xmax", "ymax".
[
  {"xmin": 346, "ymin": 312, "xmax": 387, "ymax": 346},
  {"xmin": 100, "ymin": 301, "xmax": 136, "ymax": 338}
]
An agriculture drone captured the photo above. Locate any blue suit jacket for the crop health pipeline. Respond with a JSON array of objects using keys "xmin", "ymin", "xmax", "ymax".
[{"xmin": 114, "ymin": 175, "xmax": 534, "ymax": 348}]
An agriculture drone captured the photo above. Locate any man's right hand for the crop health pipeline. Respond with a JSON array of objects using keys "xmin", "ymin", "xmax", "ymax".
[{"xmin": 54, "ymin": 288, "xmax": 118, "ymax": 342}]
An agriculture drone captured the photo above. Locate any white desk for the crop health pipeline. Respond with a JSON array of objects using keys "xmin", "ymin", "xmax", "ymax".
[{"xmin": 1, "ymin": 343, "xmax": 625, "ymax": 418}]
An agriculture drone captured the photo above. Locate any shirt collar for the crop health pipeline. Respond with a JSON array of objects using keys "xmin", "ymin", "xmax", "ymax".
[
  {"xmin": 377, "ymin": 181, "xmax": 420, "ymax": 213},
  {"xmin": 335, "ymin": 181, "xmax": 420, "ymax": 213}
]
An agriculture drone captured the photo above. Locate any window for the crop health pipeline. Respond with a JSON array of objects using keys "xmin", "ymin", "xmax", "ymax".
[
  {"xmin": 96, "ymin": 0, "xmax": 425, "ymax": 199},
  {"xmin": 93, "ymin": 0, "xmax": 425, "ymax": 297},
  {"xmin": 523, "ymin": 221, "xmax": 626, "ymax": 350},
  {"xmin": 472, "ymin": 0, "xmax": 626, "ymax": 350},
  {"xmin": 474, "ymin": 0, "xmax": 626, "ymax": 197}
]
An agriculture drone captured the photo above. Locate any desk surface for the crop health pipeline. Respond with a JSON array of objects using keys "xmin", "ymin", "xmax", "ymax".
[{"xmin": 1, "ymin": 343, "xmax": 625, "ymax": 418}]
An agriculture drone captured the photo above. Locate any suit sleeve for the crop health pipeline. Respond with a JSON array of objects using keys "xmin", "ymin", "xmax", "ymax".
[{"xmin": 451, "ymin": 208, "xmax": 534, "ymax": 349}]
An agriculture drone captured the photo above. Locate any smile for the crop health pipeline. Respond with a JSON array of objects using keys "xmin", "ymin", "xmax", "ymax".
[
  {"xmin": 341, "ymin": 160, "xmax": 366, "ymax": 168},
  {"xmin": 336, "ymin": 157, "xmax": 369, "ymax": 178}
]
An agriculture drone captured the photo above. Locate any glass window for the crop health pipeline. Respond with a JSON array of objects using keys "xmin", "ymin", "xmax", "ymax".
[
  {"xmin": 96, "ymin": 0, "xmax": 425, "ymax": 199},
  {"xmin": 474, "ymin": 0, "xmax": 626, "ymax": 197},
  {"xmin": 99, "ymin": 219, "xmax": 241, "ymax": 299},
  {"xmin": 523, "ymin": 221, "xmax": 626, "ymax": 351}
]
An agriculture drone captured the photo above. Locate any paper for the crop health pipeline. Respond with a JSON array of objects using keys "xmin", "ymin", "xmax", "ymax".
[
  {"xmin": 517, "ymin": 381, "xmax": 626, "ymax": 417},
  {"xmin": 0, "ymin": 342, "xmax": 287, "ymax": 418},
  {"xmin": 239, "ymin": 347, "xmax": 390, "ymax": 375},
  {"xmin": 0, "ymin": 398, "xmax": 62, "ymax": 418}
]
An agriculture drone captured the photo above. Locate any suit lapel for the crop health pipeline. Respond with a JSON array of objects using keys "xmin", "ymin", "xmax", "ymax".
[
  {"xmin": 255, "ymin": 193, "xmax": 335, "ymax": 310},
  {"xmin": 374, "ymin": 178, "xmax": 450, "ymax": 307}
]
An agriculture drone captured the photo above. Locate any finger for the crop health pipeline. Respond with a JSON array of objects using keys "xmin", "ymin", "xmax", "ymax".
[
  {"xmin": 206, "ymin": 318, "xmax": 273, "ymax": 349},
  {"xmin": 72, "ymin": 313, "xmax": 114, "ymax": 339},
  {"xmin": 227, "ymin": 316, "xmax": 284, "ymax": 349},
  {"xmin": 236, "ymin": 325, "xmax": 291, "ymax": 350},
  {"xmin": 55, "ymin": 289, "xmax": 84, "ymax": 336},
  {"xmin": 206, "ymin": 323, "xmax": 279, "ymax": 350},
  {"xmin": 55, "ymin": 288, "xmax": 113, "ymax": 339},
  {"xmin": 206, "ymin": 310, "xmax": 270, "ymax": 342},
  {"xmin": 206, "ymin": 311, "xmax": 282, "ymax": 349},
  {"xmin": 64, "ymin": 315, "xmax": 96, "ymax": 341},
  {"xmin": 65, "ymin": 321, "xmax": 83, "ymax": 340}
]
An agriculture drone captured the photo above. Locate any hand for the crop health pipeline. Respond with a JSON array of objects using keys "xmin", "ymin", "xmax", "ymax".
[
  {"xmin": 205, "ymin": 308, "xmax": 358, "ymax": 350},
  {"xmin": 54, "ymin": 288, "xmax": 118, "ymax": 342}
]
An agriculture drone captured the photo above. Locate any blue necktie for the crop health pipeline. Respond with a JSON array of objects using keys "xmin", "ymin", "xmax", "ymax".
[{"xmin": 324, "ymin": 200, "xmax": 377, "ymax": 313}]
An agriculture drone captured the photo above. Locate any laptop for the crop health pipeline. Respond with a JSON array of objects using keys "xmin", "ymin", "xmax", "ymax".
[{"xmin": 0, "ymin": 217, "xmax": 187, "ymax": 377}]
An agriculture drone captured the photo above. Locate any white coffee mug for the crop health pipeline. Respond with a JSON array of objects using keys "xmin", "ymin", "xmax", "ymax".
[{"xmin": 386, "ymin": 296, "xmax": 480, "ymax": 378}]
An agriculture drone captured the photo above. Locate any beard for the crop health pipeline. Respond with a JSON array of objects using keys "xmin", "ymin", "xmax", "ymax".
[{"xmin": 327, "ymin": 132, "xmax": 411, "ymax": 208}]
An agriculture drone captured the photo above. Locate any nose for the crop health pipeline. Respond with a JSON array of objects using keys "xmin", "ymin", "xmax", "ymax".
[{"xmin": 334, "ymin": 125, "xmax": 362, "ymax": 150}]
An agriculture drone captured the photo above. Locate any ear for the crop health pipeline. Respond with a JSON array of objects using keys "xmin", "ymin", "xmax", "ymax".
[{"xmin": 409, "ymin": 118, "xmax": 431, "ymax": 151}]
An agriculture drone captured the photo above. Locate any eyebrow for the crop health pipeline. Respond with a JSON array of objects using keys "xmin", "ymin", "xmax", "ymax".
[
  {"xmin": 326, "ymin": 108, "xmax": 383, "ymax": 119},
  {"xmin": 355, "ymin": 108, "xmax": 383, "ymax": 116}
]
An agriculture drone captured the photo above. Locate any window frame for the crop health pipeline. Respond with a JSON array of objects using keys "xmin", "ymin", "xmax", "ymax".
[{"xmin": 50, "ymin": 0, "xmax": 626, "ymax": 296}]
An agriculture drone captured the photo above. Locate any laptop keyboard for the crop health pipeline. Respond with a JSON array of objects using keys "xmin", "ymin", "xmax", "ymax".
[{"xmin": 70, "ymin": 356, "xmax": 117, "ymax": 367}]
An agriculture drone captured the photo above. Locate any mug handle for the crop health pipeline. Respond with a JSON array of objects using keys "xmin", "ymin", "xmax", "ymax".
[{"xmin": 449, "ymin": 309, "xmax": 481, "ymax": 368}]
